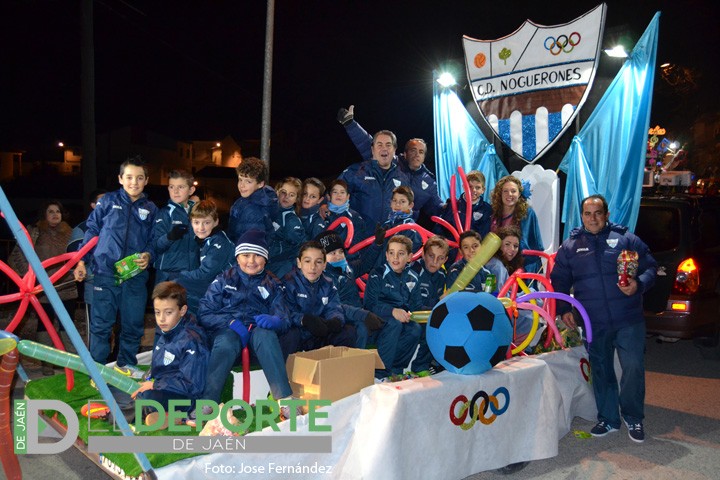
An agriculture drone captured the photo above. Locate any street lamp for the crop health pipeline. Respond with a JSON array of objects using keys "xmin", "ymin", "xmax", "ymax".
[
  {"xmin": 437, "ymin": 72, "xmax": 456, "ymax": 87},
  {"xmin": 604, "ymin": 45, "xmax": 628, "ymax": 58}
]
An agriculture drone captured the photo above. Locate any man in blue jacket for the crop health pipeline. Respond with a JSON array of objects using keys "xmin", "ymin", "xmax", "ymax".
[
  {"xmin": 337, "ymin": 129, "xmax": 410, "ymax": 228},
  {"xmin": 551, "ymin": 194, "xmax": 657, "ymax": 444},
  {"xmin": 338, "ymin": 105, "xmax": 444, "ymax": 222},
  {"xmin": 74, "ymin": 156, "xmax": 156, "ymax": 378}
]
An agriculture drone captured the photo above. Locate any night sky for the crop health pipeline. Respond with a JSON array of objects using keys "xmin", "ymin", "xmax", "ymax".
[{"xmin": 1, "ymin": 0, "xmax": 718, "ymax": 179}]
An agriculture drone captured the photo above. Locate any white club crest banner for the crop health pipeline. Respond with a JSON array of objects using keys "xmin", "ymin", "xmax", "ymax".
[{"xmin": 463, "ymin": 4, "xmax": 606, "ymax": 163}]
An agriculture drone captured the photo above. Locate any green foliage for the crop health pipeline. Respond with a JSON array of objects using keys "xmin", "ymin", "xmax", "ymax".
[{"xmin": 499, "ymin": 48, "xmax": 512, "ymax": 65}]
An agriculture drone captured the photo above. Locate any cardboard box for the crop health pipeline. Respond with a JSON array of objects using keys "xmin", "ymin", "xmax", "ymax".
[{"xmin": 286, "ymin": 346, "xmax": 384, "ymax": 402}]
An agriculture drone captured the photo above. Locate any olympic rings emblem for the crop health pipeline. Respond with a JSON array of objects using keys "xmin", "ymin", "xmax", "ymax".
[
  {"xmin": 580, "ymin": 358, "xmax": 591, "ymax": 382},
  {"xmin": 544, "ymin": 32, "xmax": 581, "ymax": 55},
  {"xmin": 449, "ymin": 387, "xmax": 510, "ymax": 430}
]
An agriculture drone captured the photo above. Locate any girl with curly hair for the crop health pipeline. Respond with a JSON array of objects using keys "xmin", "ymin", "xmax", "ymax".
[{"xmin": 490, "ymin": 175, "xmax": 544, "ymax": 272}]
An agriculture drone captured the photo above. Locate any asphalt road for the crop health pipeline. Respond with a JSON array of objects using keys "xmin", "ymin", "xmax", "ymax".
[
  {"xmin": 467, "ymin": 336, "xmax": 720, "ymax": 480},
  {"xmin": 10, "ymin": 335, "xmax": 720, "ymax": 480}
]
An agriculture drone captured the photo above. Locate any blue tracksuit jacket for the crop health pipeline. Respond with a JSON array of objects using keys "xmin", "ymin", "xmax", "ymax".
[
  {"xmin": 323, "ymin": 263, "xmax": 368, "ymax": 326},
  {"xmin": 152, "ymin": 200, "xmax": 199, "ymax": 282},
  {"xmin": 268, "ymin": 205, "xmax": 306, "ymax": 278},
  {"xmin": 364, "ymin": 263, "xmax": 422, "ymax": 320},
  {"xmin": 150, "ymin": 314, "xmax": 209, "ymax": 400},
  {"xmin": 299, "ymin": 204, "xmax": 326, "ymax": 240},
  {"xmin": 439, "ymin": 194, "xmax": 493, "ymax": 238},
  {"xmin": 337, "ymin": 159, "xmax": 410, "ymax": 228},
  {"xmin": 410, "ymin": 259, "xmax": 446, "ymax": 310},
  {"xmin": 550, "ymin": 222, "xmax": 657, "ymax": 331},
  {"xmin": 80, "ymin": 188, "xmax": 157, "ymax": 278},
  {"xmin": 197, "ymin": 266, "xmax": 290, "ymax": 336},
  {"xmin": 283, "ymin": 268, "xmax": 345, "ymax": 340},
  {"xmin": 228, "ymin": 186, "xmax": 278, "ymax": 243},
  {"xmin": 176, "ymin": 229, "xmax": 236, "ymax": 315}
]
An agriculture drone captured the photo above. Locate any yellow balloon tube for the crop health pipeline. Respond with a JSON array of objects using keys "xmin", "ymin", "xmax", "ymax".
[
  {"xmin": 410, "ymin": 311, "xmax": 431, "ymax": 323},
  {"xmin": 0, "ymin": 338, "xmax": 16, "ymax": 356},
  {"xmin": 445, "ymin": 232, "xmax": 501, "ymax": 295}
]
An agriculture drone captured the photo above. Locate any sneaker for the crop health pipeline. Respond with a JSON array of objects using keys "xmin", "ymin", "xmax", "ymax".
[
  {"xmin": 590, "ymin": 421, "xmax": 619, "ymax": 437},
  {"xmin": 115, "ymin": 364, "xmax": 145, "ymax": 380},
  {"xmin": 624, "ymin": 420, "xmax": 645, "ymax": 443},
  {"xmin": 279, "ymin": 398, "xmax": 304, "ymax": 421},
  {"xmin": 185, "ymin": 405, "xmax": 213, "ymax": 428}
]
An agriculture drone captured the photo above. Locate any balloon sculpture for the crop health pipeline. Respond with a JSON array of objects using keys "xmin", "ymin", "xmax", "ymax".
[{"xmin": 0, "ymin": 211, "xmax": 98, "ymax": 391}]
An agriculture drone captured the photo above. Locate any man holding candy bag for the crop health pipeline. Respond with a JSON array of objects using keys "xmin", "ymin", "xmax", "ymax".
[{"xmin": 551, "ymin": 194, "xmax": 657, "ymax": 443}]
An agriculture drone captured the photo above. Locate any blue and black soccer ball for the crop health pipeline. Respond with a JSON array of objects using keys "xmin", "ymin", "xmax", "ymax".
[{"xmin": 426, "ymin": 291, "xmax": 513, "ymax": 375}]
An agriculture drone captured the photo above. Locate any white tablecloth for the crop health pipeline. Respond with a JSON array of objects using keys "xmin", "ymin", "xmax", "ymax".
[{"xmin": 159, "ymin": 346, "xmax": 596, "ymax": 480}]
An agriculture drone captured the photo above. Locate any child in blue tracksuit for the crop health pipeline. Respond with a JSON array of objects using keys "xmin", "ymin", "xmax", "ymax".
[
  {"xmin": 152, "ymin": 170, "xmax": 199, "ymax": 284},
  {"xmin": 409, "ymin": 236, "xmax": 449, "ymax": 373},
  {"xmin": 299, "ymin": 177, "xmax": 326, "ymax": 239},
  {"xmin": 321, "ymin": 179, "xmax": 368, "ymax": 247},
  {"xmin": 445, "ymin": 230, "xmax": 508, "ymax": 293},
  {"xmin": 368, "ymin": 185, "xmax": 424, "ymax": 270},
  {"xmin": 315, "ymin": 231, "xmax": 385, "ymax": 350},
  {"xmin": 364, "ymin": 235, "xmax": 422, "ymax": 377},
  {"xmin": 268, "ymin": 177, "xmax": 306, "ymax": 278},
  {"xmin": 228, "ymin": 157, "xmax": 278, "ymax": 243},
  {"xmin": 132, "ymin": 282, "xmax": 209, "ymax": 427},
  {"xmin": 175, "ymin": 200, "xmax": 236, "ymax": 317},
  {"xmin": 197, "ymin": 229, "xmax": 296, "ymax": 410},
  {"xmin": 74, "ymin": 156, "xmax": 157, "ymax": 378},
  {"xmin": 283, "ymin": 241, "xmax": 356, "ymax": 352},
  {"xmin": 438, "ymin": 170, "xmax": 492, "ymax": 238}
]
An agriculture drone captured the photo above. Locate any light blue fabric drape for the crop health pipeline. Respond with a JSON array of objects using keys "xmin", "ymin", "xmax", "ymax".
[
  {"xmin": 476, "ymin": 144, "xmax": 509, "ymax": 203},
  {"xmin": 433, "ymin": 76, "xmax": 507, "ymax": 202},
  {"xmin": 558, "ymin": 12, "xmax": 660, "ymax": 237}
]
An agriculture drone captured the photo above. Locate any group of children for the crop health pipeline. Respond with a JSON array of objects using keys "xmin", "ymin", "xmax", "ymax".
[{"xmin": 68, "ymin": 153, "xmax": 535, "ymax": 427}]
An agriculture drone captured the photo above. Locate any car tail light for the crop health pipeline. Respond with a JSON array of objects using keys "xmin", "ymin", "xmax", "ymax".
[{"xmin": 673, "ymin": 258, "xmax": 699, "ymax": 295}]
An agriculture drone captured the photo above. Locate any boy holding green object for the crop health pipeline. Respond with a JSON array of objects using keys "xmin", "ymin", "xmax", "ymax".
[{"xmin": 74, "ymin": 155, "xmax": 156, "ymax": 379}]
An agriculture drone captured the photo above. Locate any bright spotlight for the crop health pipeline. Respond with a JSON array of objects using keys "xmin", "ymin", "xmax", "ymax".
[
  {"xmin": 604, "ymin": 46, "xmax": 628, "ymax": 58},
  {"xmin": 669, "ymin": 142, "xmax": 678, "ymax": 150},
  {"xmin": 437, "ymin": 72, "xmax": 456, "ymax": 87}
]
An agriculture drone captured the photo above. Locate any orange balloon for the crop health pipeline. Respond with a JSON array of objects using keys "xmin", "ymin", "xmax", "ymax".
[{"xmin": 474, "ymin": 53, "xmax": 486, "ymax": 68}]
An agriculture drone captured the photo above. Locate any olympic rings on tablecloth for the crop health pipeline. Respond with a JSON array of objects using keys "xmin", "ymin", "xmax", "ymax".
[
  {"xmin": 449, "ymin": 387, "xmax": 510, "ymax": 430},
  {"xmin": 544, "ymin": 32, "xmax": 581, "ymax": 55},
  {"xmin": 580, "ymin": 358, "xmax": 591, "ymax": 382}
]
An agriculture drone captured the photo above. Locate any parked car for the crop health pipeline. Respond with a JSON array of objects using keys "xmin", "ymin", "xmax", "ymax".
[{"xmin": 636, "ymin": 193, "xmax": 720, "ymax": 339}]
